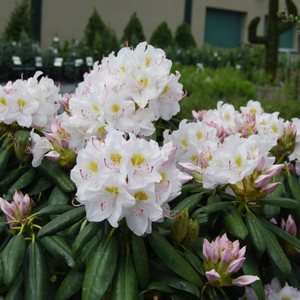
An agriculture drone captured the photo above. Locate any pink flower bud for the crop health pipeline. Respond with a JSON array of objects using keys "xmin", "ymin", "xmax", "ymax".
[
  {"xmin": 261, "ymin": 182, "xmax": 281, "ymax": 194},
  {"xmin": 282, "ymin": 215, "xmax": 297, "ymax": 237},
  {"xmin": 264, "ymin": 164, "xmax": 284, "ymax": 177},
  {"xmin": 221, "ymin": 247, "xmax": 233, "ymax": 263},
  {"xmin": 178, "ymin": 162, "xmax": 202, "ymax": 175},
  {"xmin": 232, "ymin": 275, "xmax": 260, "ymax": 287},
  {"xmin": 45, "ymin": 151, "xmax": 60, "ymax": 161},
  {"xmin": 254, "ymin": 175, "xmax": 271, "ymax": 188},
  {"xmin": 227, "ymin": 257, "xmax": 245, "ymax": 273},
  {"xmin": 60, "ymin": 138, "xmax": 69, "ymax": 149},
  {"xmin": 205, "ymin": 269, "xmax": 221, "ymax": 282}
]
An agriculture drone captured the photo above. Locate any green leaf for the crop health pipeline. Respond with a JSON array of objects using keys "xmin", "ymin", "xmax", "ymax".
[
  {"xmin": 7, "ymin": 168, "xmax": 35, "ymax": 194},
  {"xmin": 181, "ymin": 184, "xmax": 200, "ymax": 194},
  {"xmin": 72, "ymin": 222, "xmax": 103, "ymax": 260},
  {"xmin": 23, "ymin": 241, "xmax": 49, "ymax": 300},
  {"xmin": 146, "ymin": 281, "xmax": 177, "ymax": 293},
  {"xmin": 245, "ymin": 211, "xmax": 266, "ymax": 254},
  {"xmin": 111, "ymin": 254, "xmax": 138, "ymax": 300},
  {"xmin": 48, "ymin": 186, "xmax": 69, "ymax": 206},
  {"xmin": 132, "ymin": 233, "xmax": 149, "ymax": 290},
  {"xmin": 38, "ymin": 205, "xmax": 74, "ymax": 216},
  {"xmin": 192, "ymin": 202, "xmax": 232, "ymax": 219},
  {"xmin": 28, "ymin": 177, "xmax": 53, "ymax": 196},
  {"xmin": 161, "ymin": 193, "xmax": 203, "ymax": 229},
  {"xmin": 37, "ymin": 159, "xmax": 76, "ymax": 193},
  {"xmin": 260, "ymin": 221, "xmax": 292, "ymax": 278},
  {"xmin": 54, "ymin": 269, "xmax": 84, "ymax": 300},
  {"xmin": 207, "ymin": 194, "xmax": 222, "ymax": 229},
  {"xmin": 0, "ymin": 169, "xmax": 22, "ymax": 188},
  {"xmin": 0, "ymin": 147, "xmax": 11, "ymax": 179},
  {"xmin": 242, "ymin": 250, "xmax": 265, "ymax": 300},
  {"xmin": 14, "ymin": 130, "xmax": 30, "ymax": 144},
  {"xmin": 184, "ymin": 248, "xmax": 205, "ymax": 275},
  {"xmin": 74, "ymin": 236, "xmax": 99, "ymax": 271},
  {"xmin": 40, "ymin": 235, "xmax": 75, "ymax": 268},
  {"xmin": 82, "ymin": 234, "xmax": 117, "ymax": 300},
  {"xmin": 4, "ymin": 272, "xmax": 24, "ymax": 300},
  {"xmin": 221, "ymin": 205, "xmax": 248, "ymax": 240},
  {"xmin": 37, "ymin": 206, "xmax": 86, "ymax": 238},
  {"xmin": 1, "ymin": 234, "xmax": 26, "ymax": 287},
  {"xmin": 259, "ymin": 197, "xmax": 299, "ymax": 208},
  {"xmin": 259, "ymin": 218, "xmax": 300, "ymax": 250},
  {"xmin": 149, "ymin": 260, "xmax": 200, "ymax": 297},
  {"xmin": 148, "ymin": 231, "xmax": 203, "ymax": 288}
]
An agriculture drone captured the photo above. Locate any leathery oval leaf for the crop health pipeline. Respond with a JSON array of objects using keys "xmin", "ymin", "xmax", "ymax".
[
  {"xmin": 111, "ymin": 254, "xmax": 138, "ymax": 300},
  {"xmin": 72, "ymin": 222, "xmax": 103, "ymax": 260},
  {"xmin": 54, "ymin": 269, "xmax": 84, "ymax": 300},
  {"xmin": 37, "ymin": 206, "xmax": 86, "ymax": 238},
  {"xmin": 82, "ymin": 234, "xmax": 117, "ymax": 300},
  {"xmin": 1, "ymin": 234, "xmax": 26, "ymax": 287},
  {"xmin": 40, "ymin": 235, "xmax": 75, "ymax": 268},
  {"xmin": 23, "ymin": 241, "xmax": 49, "ymax": 300},
  {"xmin": 132, "ymin": 233, "xmax": 149, "ymax": 291},
  {"xmin": 245, "ymin": 211, "xmax": 266, "ymax": 254},
  {"xmin": 148, "ymin": 231, "xmax": 203, "ymax": 288}
]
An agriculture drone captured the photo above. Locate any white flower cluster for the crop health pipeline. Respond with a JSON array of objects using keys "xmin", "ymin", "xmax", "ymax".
[
  {"xmin": 165, "ymin": 101, "xmax": 289, "ymax": 192},
  {"xmin": 239, "ymin": 277, "xmax": 300, "ymax": 300},
  {"xmin": 67, "ymin": 41, "xmax": 184, "ymax": 140},
  {"xmin": 0, "ymin": 71, "xmax": 63, "ymax": 129},
  {"xmin": 70, "ymin": 130, "xmax": 191, "ymax": 236}
]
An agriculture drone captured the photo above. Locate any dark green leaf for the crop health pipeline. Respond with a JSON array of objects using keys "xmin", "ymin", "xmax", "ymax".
[
  {"xmin": 148, "ymin": 231, "xmax": 203, "ymax": 288},
  {"xmin": 111, "ymin": 254, "xmax": 138, "ymax": 300},
  {"xmin": 54, "ymin": 269, "xmax": 84, "ymax": 300},
  {"xmin": 37, "ymin": 206, "xmax": 86, "ymax": 238},
  {"xmin": 1, "ymin": 234, "xmax": 26, "ymax": 287},
  {"xmin": 23, "ymin": 241, "xmax": 49, "ymax": 300},
  {"xmin": 259, "ymin": 197, "xmax": 299, "ymax": 208},
  {"xmin": 132, "ymin": 233, "xmax": 149, "ymax": 290},
  {"xmin": 82, "ymin": 234, "xmax": 117, "ymax": 300}
]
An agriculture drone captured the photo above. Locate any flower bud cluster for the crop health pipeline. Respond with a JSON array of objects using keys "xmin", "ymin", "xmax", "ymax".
[
  {"xmin": 70, "ymin": 130, "xmax": 191, "ymax": 236},
  {"xmin": 170, "ymin": 208, "xmax": 199, "ymax": 249},
  {"xmin": 203, "ymin": 234, "xmax": 259, "ymax": 288},
  {"xmin": 0, "ymin": 71, "xmax": 63, "ymax": 129},
  {"xmin": 0, "ymin": 190, "xmax": 34, "ymax": 226}
]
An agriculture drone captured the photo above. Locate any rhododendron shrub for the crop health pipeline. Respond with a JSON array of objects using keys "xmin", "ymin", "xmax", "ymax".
[{"xmin": 0, "ymin": 43, "xmax": 300, "ymax": 300}]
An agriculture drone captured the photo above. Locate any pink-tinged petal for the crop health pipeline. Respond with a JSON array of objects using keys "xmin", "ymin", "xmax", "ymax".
[
  {"xmin": 232, "ymin": 275, "xmax": 260, "ymax": 286},
  {"xmin": 161, "ymin": 142, "xmax": 176, "ymax": 166},
  {"xmin": 227, "ymin": 257, "xmax": 245, "ymax": 273},
  {"xmin": 221, "ymin": 247, "xmax": 233, "ymax": 263},
  {"xmin": 13, "ymin": 190, "xmax": 24, "ymax": 206},
  {"xmin": 242, "ymin": 128, "xmax": 249, "ymax": 137},
  {"xmin": 192, "ymin": 110, "xmax": 199, "ymax": 120},
  {"xmin": 197, "ymin": 149, "xmax": 208, "ymax": 168},
  {"xmin": 286, "ymin": 215, "xmax": 297, "ymax": 236},
  {"xmin": 270, "ymin": 218, "xmax": 277, "ymax": 225},
  {"xmin": 203, "ymin": 239, "xmax": 211, "ymax": 261},
  {"xmin": 237, "ymin": 246, "xmax": 246, "ymax": 259},
  {"xmin": 176, "ymin": 171, "xmax": 192, "ymax": 185},
  {"xmin": 18, "ymin": 194, "xmax": 31, "ymax": 215},
  {"xmin": 261, "ymin": 182, "xmax": 281, "ymax": 194},
  {"xmin": 42, "ymin": 131, "xmax": 57, "ymax": 143},
  {"xmin": 264, "ymin": 164, "xmax": 284, "ymax": 177},
  {"xmin": 232, "ymin": 240, "xmax": 240, "ymax": 257},
  {"xmin": 45, "ymin": 151, "xmax": 60, "ymax": 161},
  {"xmin": 0, "ymin": 197, "xmax": 16, "ymax": 216},
  {"xmin": 178, "ymin": 162, "xmax": 202, "ymax": 175},
  {"xmin": 209, "ymin": 242, "xmax": 219, "ymax": 263},
  {"xmin": 205, "ymin": 269, "xmax": 221, "ymax": 282},
  {"xmin": 254, "ymin": 175, "xmax": 271, "ymax": 188},
  {"xmin": 59, "ymin": 139, "xmax": 69, "ymax": 149}
]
